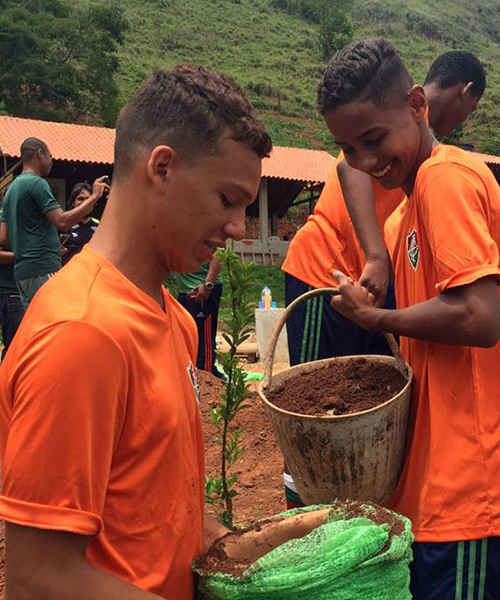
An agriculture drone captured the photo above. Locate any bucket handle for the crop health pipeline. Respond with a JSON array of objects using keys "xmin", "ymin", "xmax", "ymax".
[{"xmin": 262, "ymin": 287, "xmax": 406, "ymax": 389}]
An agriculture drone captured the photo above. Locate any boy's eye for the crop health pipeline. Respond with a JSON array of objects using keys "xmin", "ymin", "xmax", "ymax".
[
  {"xmin": 342, "ymin": 147, "xmax": 355, "ymax": 156},
  {"xmin": 220, "ymin": 194, "xmax": 232, "ymax": 207},
  {"xmin": 366, "ymin": 134, "xmax": 386, "ymax": 146}
]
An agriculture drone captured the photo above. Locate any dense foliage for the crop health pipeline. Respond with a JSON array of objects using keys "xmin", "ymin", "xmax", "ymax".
[
  {"xmin": 1, "ymin": 0, "xmax": 499, "ymax": 153},
  {"xmin": 0, "ymin": 0, "xmax": 127, "ymax": 125}
]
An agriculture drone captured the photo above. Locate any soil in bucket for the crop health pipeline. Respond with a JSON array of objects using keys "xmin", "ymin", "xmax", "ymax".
[{"xmin": 267, "ymin": 357, "xmax": 407, "ymax": 416}]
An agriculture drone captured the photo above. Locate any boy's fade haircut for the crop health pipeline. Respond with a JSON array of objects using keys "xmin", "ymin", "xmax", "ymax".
[
  {"xmin": 317, "ymin": 38, "xmax": 413, "ymax": 115},
  {"xmin": 114, "ymin": 65, "xmax": 272, "ymax": 177},
  {"xmin": 20, "ymin": 138, "xmax": 49, "ymax": 163},
  {"xmin": 424, "ymin": 51, "xmax": 486, "ymax": 98}
]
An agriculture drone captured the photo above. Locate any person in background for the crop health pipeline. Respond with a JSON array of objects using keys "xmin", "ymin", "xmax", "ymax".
[
  {"xmin": 61, "ymin": 181, "xmax": 106, "ymax": 265},
  {"xmin": 0, "ymin": 245, "xmax": 23, "ymax": 359},
  {"xmin": 176, "ymin": 257, "xmax": 225, "ymax": 379},
  {"xmin": 0, "ymin": 137, "xmax": 108, "ymax": 307}
]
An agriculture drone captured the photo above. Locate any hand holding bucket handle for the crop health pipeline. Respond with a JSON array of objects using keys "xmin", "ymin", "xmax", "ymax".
[{"xmin": 262, "ymin": 288, "xmax": 406, "ymax": 389}]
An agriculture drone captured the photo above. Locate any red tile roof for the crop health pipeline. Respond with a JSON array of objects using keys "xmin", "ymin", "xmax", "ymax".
[
  {"xmin": 263, "ymin": 145, "xmax": 335, "ymax": 183},
  {"xmin": 0, "ymin": 115, "xmax": 336, "ymax": 183},
  {"xmin": 0, "ymin": 116, "xmax": 115, "ymax": 164}
]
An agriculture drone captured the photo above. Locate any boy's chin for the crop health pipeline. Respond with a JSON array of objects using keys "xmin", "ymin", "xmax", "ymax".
[{"xmin": 375, "ymin": 176, "xmax": 402, "ymax": 190}]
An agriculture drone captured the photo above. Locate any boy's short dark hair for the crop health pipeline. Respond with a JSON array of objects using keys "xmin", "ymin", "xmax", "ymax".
[
  {"xmin": 424, "ymin": 51, "xmax": 486, "ymax": 98},
  {"xmin": 68, "ymin": 182, "xmax": 92, "ymax": 208},
  {"xmin": 114, "ymin": 65, "xmax": 272, "ymax": 176},
  {"xmin": 317, "ymin": 38, "xmax": 413, "ymax": 114},
  {"xmin": 20, "ymin": 138, "xmax": 49, "ymax": 163}
]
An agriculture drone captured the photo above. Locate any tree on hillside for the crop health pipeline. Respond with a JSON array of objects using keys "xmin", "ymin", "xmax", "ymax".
[
  {"xmin": 318, "ymin": 1, "xmax": 354, "ymax": 60},
  {"xmin": 0, "ymin": 0, "xmax": 127, "ymax": 126},
  {"xmin": 271, "ymin": 0, "xmax": 353, "ymax": 60}
]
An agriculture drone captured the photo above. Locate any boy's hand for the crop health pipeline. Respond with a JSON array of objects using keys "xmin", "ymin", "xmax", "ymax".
[
  {"xmin": 194, "ymin": 284, "xmax": 211, "ymax": 303},
  {"xmin": 359, "ymin": 256, "xmax": 389, "ymax": 307},
  {"xmin": 331, "ymin": 270, "xmax": 377, "ymax": 329}
]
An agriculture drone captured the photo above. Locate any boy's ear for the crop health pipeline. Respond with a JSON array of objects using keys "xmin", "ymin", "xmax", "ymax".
[
  {"xmin": 407, "ymin": 85, "xmax": 427, "ymax": 121},
  {"xmin": 460, "ymin": 81, "xmax": 474, "ymax": 98},
  {"xmin": 146, "ymin": 145, "xmax": 176, "ymax": 192}
]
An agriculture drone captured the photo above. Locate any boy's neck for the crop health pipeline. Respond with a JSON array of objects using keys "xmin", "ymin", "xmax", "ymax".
[
  {"xmin": 89, "ymin": 189, "xmax": 167, "ymax": 308},
  {"xmin": 404, "ymin": 124, "xmax": 438, "ymax": 197}
]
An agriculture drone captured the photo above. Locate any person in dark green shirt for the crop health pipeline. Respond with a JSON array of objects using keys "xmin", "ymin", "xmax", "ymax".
[
  {"xmin": 176, "ymin": 257, "xmax": 224, "ymax": 378},
  {"xmin": 0, "ymin": 138, "xmax": 108, "ymax": 307}
]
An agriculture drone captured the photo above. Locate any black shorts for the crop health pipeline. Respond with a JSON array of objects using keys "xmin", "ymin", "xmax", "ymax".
[{"xmin": 411, "ymin": 538, "xmax": 500, "ymax": 599}]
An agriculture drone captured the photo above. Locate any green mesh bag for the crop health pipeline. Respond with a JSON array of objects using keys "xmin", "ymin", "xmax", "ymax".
[{"xmin": 194, "ymin": 501, "xmax": 413, "ymax": 600}]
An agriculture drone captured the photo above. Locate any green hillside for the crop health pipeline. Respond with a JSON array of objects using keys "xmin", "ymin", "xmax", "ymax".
[{"xmin": 93, "ymin": 0, "xmax": 500, "ymax": 153}]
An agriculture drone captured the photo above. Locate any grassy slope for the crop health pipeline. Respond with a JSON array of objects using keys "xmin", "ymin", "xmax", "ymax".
[
  {"xmin": 113, "ymin": 0, "xmax": 333, "ymax": 151},
  {"xmin": 108, "ymin": 0, "xmax": 500, "ymax": 154},
  {"xmin": 351, "ymin": 0, "xmax": 500, "ymax": 153}
]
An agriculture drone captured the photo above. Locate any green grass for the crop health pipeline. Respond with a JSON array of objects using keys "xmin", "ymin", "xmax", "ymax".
[
  {"xmin": 80, "ymin": 0, "xmax": 500, "ymax": 153},
  {"xmin": 219, "ymin": 264, "xmax": 285, "ymax": 326},
  {"xmin": 165, "ymin": 264, "xmax": 286, "ymax": 327}
]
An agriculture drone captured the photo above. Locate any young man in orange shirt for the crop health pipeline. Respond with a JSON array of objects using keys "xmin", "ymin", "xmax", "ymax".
[
  {"xmin": 0, "ymin": 67, "xmax": 272, "ymax": 600},
  {"xmin": 281, "ymin": 50, "xmax": 485, "ymax": 508},
  {"xmin": 338, "ymin": 51, "xmax": 486, "ymax": 304},
  {"xmin": 318, "ymin": 38, "xmax": 500, "ymax": 598}
]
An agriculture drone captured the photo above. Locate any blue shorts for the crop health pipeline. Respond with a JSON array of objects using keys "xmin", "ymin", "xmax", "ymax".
[
  {"xmin": 411, "ymin": 538, "xmax": 500, "ymax": 599},
  {"xmin": 284, "ymin": 273, "xmax": 394, "ymax": 365}
]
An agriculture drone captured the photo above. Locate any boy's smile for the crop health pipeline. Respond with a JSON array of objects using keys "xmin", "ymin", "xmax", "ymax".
[{"xmin": 324, "ymin": 87, "xmax": 435, "ymax": 196}]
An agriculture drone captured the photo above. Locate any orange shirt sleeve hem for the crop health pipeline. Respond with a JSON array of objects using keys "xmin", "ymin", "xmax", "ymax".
[
  {"xmin": 436, "ymin": 265, "xmax": 500, "ymax": 294},
  {"xmin": 0, "ymin": 495, "xmax": 103, "ymax": 535}
]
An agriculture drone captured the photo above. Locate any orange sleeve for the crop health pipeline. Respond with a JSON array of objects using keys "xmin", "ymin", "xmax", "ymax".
[
  {"xmin": 0, "ymin": 321, "xmax": 128, "ymax": 535},
  {"xmin": 417, "ymin": 163, "xmax": 500, "ymax": 293}
]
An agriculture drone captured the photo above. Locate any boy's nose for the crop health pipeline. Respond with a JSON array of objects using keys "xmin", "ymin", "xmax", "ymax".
[
  {"xmin": 224, "ymin": 208, "xmax": 246, "ymax": 241},
  {"xmin": 358, "ymin": 151, "xmax": 378, "ymax": 174}
]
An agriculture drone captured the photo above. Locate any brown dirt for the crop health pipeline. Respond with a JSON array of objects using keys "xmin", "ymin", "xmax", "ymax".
[
  {"xmin": 199, "ymin": 370, "xmax": 285, "ymax": 525},
  {"xmin": 332, "ymin": 499, "xmax": 405, "ymax": 552},
  {"xmin": 195, "ymin": 514, "xmax": 291, "ymax": 577},
  {"xmin": 267, "ymin": 358, "xmax": 407, "ymax": 416}
]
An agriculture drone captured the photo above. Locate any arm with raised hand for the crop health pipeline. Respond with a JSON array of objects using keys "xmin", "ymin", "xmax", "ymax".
[{"xmin": 337, "ymin": 159, "xmax": 390, "ymax": 306}]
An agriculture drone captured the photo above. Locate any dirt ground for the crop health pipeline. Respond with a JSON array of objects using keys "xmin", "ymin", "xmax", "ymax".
[{"xmin": 199, "ymin": 368, "xmax": 287, "ymax": 525}]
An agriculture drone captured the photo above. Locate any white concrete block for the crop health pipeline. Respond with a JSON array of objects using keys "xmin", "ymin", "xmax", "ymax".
[{"xmin": 255, "ymin": 308, "xmax": 289, "ymax": 364}]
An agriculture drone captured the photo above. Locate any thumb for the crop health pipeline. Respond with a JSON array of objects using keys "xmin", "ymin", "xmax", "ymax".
[{"xmin": 333, "ymin": 270, "xmax": 354, "ymax": 287}]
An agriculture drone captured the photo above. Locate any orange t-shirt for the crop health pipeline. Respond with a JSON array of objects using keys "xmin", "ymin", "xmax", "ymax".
[
  {"xmin": 282, "ymin": 153, "xmax": 404, "ymax": 287},
  {"xmin": 0, "ymin": 247, "xmax": 205, "ymax": 599},
  {"xmin": 385, "ymin": 145, "xmax": 500, "ymax": 542}
]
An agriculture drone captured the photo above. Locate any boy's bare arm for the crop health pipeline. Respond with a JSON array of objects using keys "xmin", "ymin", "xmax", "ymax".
[
  {"xmin": 204, "ymin": 512, "xmax": 229, "ymax": 552},
  {"xmin": 5, "ymin": 523, "xmax": 164, "ymax": 600},
  {"xmin": 337, "ymin": 160, "xmax": 390, "ymax": 306},
  {"xmin": 332, "ymin": 272, "xmax": 500, "ymax": 348}
]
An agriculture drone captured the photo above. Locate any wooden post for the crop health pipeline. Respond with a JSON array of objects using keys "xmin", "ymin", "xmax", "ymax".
[
  {"xmin": 271, "ymin": 211, "xmax": 278, "ymax": 236},
  {"xmin": 259, "ymin": 178, "xmax": 269, "ymax": 254}
]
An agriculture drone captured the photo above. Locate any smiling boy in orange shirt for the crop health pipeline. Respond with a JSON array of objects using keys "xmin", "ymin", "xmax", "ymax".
[{"xmin": 318, "ymin": 38, "xmax": 500, "ymax": 598}]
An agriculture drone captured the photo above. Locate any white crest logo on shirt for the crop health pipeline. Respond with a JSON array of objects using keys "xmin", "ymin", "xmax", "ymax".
[
  {"xmin": 406, "ymin": 229, "xmax": 420, "ymax": 271},
  {"xmin": 187, "ymin": 361, "xmax": 201, "ymax": 404}
]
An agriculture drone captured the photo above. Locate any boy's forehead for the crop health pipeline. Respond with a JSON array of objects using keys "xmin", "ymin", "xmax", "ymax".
[
  {"xmin": 200, "ymin": 138, "xmax": 262, "ymax": 199},
  {"xmin": 324, "ymin": 100, "xmax": 399, "ymax": 142}
]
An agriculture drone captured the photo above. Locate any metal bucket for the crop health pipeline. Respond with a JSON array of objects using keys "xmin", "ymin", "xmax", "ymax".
[{"xmin": 259, "ymin": 288, "xmax": 413, "ymax": 505}]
